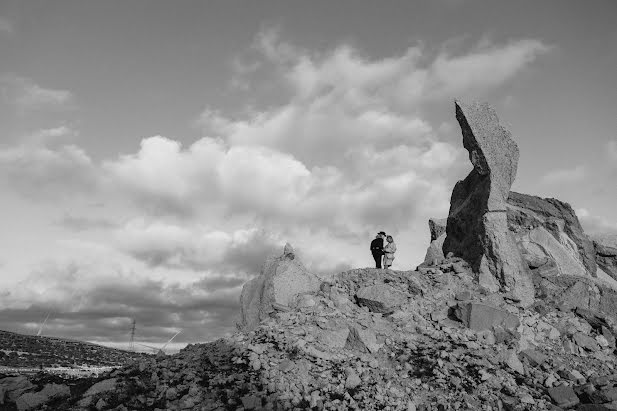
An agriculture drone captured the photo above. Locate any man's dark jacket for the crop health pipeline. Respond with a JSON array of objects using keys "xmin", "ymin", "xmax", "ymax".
[{"xmin": 370, "ymin": 238, "xmax": 384, "ymax": 254}]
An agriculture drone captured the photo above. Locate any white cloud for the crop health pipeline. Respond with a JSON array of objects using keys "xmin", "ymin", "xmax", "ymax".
[
  {"xmin": 249, "ymin": 30, "xmax": 549, "ymax": 109},
  {"xmin": 577, "ymin": 208, "xmax": 617, "ymax": 236},
  {"xmin": 540, "ymin": 165, "xmax": 586, "ymax": 185},
  {"xmin": 1, "ymin": 75, "xmax": 74, "ymax": 110},
  {"xmin": 107, "ymin": 32, "xmax": 550, "ymax": 246},
  {"xmin": 27, "ymin": 126, "xmax": 76, "ymax": 145}
]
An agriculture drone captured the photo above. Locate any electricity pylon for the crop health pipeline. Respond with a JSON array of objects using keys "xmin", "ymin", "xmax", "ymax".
[{"xmin": 129, "ymin": 319, "xmax": 136, "ymax": 352}]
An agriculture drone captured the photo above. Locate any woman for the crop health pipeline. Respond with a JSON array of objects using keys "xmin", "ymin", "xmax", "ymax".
[{"xmin": 383, "ymin": 235, "xmax": 397, "ymax": 269}]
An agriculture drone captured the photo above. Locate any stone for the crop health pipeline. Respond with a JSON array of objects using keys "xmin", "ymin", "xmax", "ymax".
[
  {"xmin": 345, "ymin": 371, "xmax": 362, "ymax": 389},
  {"xmin": 278, "ymin": 359, "xmax": 295, "ymax": 372},
  {"xmin": 442, "ymin": 100, "xmax": 534, "ymax": 306},
  {"xmin": 283, "ymin": 242, "xmax": 295, "ymax": 258},
  {"xmin": 346, "ymin": 326, "xmax": 381, "ymax": 353},
  {"xmin": 241, "ymin": 395, "xmax": 261, "ymax": 410},
  {"xmin": 317, "ymin": 327, "xmax": 350, "ymax": 350},
  {"xmin": 82, "ymin": 378, "xmax": 118, "ymax": 397},
  {"xmin": 166, "ymin": 387, "xmax": 178, "ymax": 401},
  {"xmin": 356, "ymin": 284, "xmax": 409, "ymax": 314},
  {"xmin": 601, "ymin": 387, "xmax": 617, "ymax": 402},
  {"xmin": 239, "ymin": 244, "xmax": 322, "ymax": 329},
  {"xmin": 507, "ymin": 191, "xmax": 597, "ymax": 275},
  {"xmin": 423, "ymin": 233, "xmax": 446, "ymax": 266},
  {"xmin": 574, "ymin": 332, "xmax": 601, "ymax": 351},
  {"xmin": 547, "ymin": 385, "xmax": 580, "ymax": 408},
  {"xmin": 592, "ymin": 234, "xmax": 617, "ymax": 281},
  {"xmin": 520, "ymin": 349, "xmax": 548, "ymax": 367},
  {"xmin": 504, "ymin": 350, "xmax": 525, "ymax": 374},
  {"xmin": 570, "ymin": 370, "xmax": 586, "ymax": 384},
  {"xmin": 575, "ymin": 307, "xmax": 609, "ymax": 331},
  {"xmin": 455, "ymin": 291, "xmax": 471, "ymax": 301},
  {"xmin": 429, "ymin": 218, "xmax": 447, "ymax": 242},
  {"xmin": 516, "ymin": 226, "xmax": 589, "ymax": 278},
  {"xmin": 0, "ymin": 376, "xmax": 34, "ymax": 403},
  {"xmin": 95, "ymin": 398, "xmax": 108, "ymax": 411},
  {"xmin": 454, "ymin": 302, "xmax": 520, "ymax": 331},
  {"xmin": 15, "ymin": 384, "xmax": 70, "ymax": 411},
  {"xmin": 577, "ymin": 405, "xmax": 612, "ymax": 411}
]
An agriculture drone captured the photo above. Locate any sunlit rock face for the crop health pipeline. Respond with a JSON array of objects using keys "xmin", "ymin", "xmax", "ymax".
[
  {"xmin": 239, "ymin": 243, "xmax": 322, "ymax": 330},
  {"xmin": 592, "ymin": 233, "xmax": 617, "ymax": 281},
  {"xmin": 507, "ymin": 191, "xmax": 597, "ymax": 276}
]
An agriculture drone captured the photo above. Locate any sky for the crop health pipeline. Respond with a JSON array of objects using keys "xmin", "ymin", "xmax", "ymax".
[{"xmin": 0, "ymin": 0, "xmax": 616, "ymax": 352}]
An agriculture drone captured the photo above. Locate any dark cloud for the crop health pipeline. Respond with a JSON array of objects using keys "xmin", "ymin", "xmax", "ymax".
[
  {"xmin": 119, "ymin": 223, "xmax": 282, "ymax": 275},
  {"xmin": 1, "ymin": 266, "xmax": 243, "ymax": 345}
]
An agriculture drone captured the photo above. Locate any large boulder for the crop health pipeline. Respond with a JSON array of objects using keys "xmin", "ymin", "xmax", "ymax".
[
  {"xmin": 0, "ymin": 376, "xmax": 34, "ymax": 403},
  {"xmin": 443, "ymin": 100, "xmax": 534, "ymax": 306},
  {"xmin": 507, "ymin": 191, "xmax": 596, "ymax": 275},
  {"xmin": 239, "ymin": 243, "xmax": 322, "ymax": 330},
  {"xmin": 454, "ymin": 302, "xmax": 520, "ymax": 331},
  {"xmin": 15, "ymin": 384, "xmax": 70, "ymax": 411},
  {"xmin": 355, "ymin": 284, "xmax": 409, "ymax": 314},
  {"xmin": 592, "ymin": 233, "xmax": 617, "ymax": 281}
]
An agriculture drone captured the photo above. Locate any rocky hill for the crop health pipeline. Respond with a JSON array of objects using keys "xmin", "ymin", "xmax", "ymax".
[
  {"xmin": 2, "ymin": 100, "xmax": 617, "ymax": 411},
  {"xmin": 0, "ymin": 330, "xmax": 149, "ymax": 370}
]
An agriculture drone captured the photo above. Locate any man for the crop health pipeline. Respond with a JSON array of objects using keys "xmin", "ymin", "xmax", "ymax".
[{"xmin": 370, "ymin": 231, "xmax": 386, "ymax": 269}]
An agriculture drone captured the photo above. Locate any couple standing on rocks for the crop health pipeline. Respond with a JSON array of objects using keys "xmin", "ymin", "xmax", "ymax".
[{"xmin": 370, "ymin": 231, "xmax": 397, "ymax": 269}]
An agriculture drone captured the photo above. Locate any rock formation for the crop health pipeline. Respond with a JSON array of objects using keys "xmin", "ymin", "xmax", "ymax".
[
  {"xmin": 423, "ymin": 218, "xmax": 446, "ymax": 266},
  {"xmin": 507, "ymin": 191, "xmax": 597, "ymax": 275},
  {"xmin": 239, "ymin": 243, "xmax": 322, "ymax": 330},
  {"xmin": 592, "ymin": 233, "xmax": 617, "ymax": 281},
  {"xmin": 443, "ymin": 100, "xmax": 534, "ymax": 306}
]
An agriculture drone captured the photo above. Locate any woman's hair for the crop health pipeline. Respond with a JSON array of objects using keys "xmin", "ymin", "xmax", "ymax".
[{"xmin": 386, "ymin": 235, "xmax": 393, "ymax": 242}]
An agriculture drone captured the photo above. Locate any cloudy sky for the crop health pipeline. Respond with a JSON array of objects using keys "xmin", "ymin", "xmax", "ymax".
[{"xmin": 1, "ymin": 0, "xmax": 616, "ymax": 351}]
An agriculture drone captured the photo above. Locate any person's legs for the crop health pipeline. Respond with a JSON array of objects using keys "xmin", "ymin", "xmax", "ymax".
[{"xmin": 372, "ymin": 252, "xmax": 382, "ymax": 268}]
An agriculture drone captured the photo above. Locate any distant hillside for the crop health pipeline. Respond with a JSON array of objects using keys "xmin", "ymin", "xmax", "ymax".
[{"xmin": 0, "ymin": 329, "xmax": 150, "ymax": 369}]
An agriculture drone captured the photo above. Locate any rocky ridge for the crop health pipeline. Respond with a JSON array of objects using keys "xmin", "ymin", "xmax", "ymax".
[{"xmin": 6, "ymin": 256, "xmax": 617, "ymax": 410}]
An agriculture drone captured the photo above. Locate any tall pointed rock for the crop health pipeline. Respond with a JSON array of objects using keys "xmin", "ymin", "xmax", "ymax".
[{"xmin": 443, "ymin": 100, "xmax": 534, "ymax": 306}]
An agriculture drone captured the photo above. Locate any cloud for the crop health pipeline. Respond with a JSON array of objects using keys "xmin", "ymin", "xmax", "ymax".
[
  {"xmin": 577, "ymin": 208, "xmax": 617, "ymax": 236},
  {"xmin": 0, "ymin": 75, "xmax": 74, "ymax": 111},
  {"xmin": 116, "ymin": 220, "xmax": 281, "ymax": 273},
  {"xmin": 0, "ymin": 17, "xmax": 13, "ymax": 34},
  {"xmin": 56, "ymin": 214, "xmax": 116, "ymax": 231},
  {"xmin": 0, "ymin": 260, "xmax": 241, "ymax": 344},
  {"xmin": 540, "ymin": 165, "xmax": 586, "ymax": 185},
  {"xmin": 248, "ymin": 30, "xmax": 549, "ymax": 108},
  {"xmin": 28, "ymin": 126, "xmax": 76, "ymax": 145},
  {"xmin": 0, "ymin": 144, "xmax": 97, "ymax": 199},
  {"xmin": 608, "ymin": 140, "xmax": 617, "ymax": 162},
  {"xmin": 106, "ymin": 32, "xmax": 548, "ymax": 242}
]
